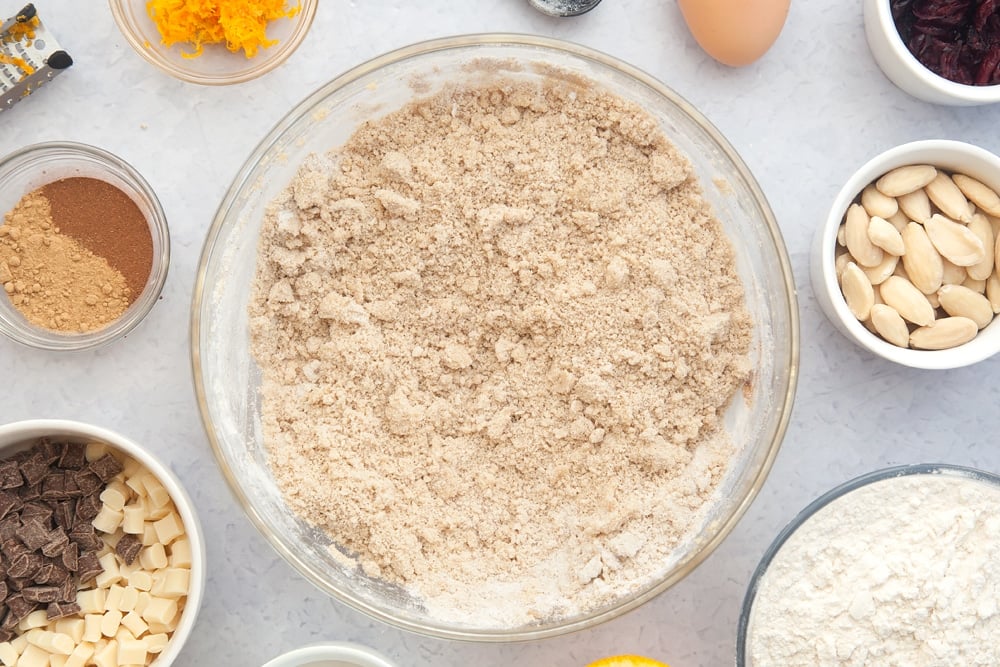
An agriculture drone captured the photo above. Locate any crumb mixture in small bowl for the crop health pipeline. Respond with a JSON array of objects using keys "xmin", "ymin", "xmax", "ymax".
[{"xmin": 193, "ymin": 34, "xmax": 798, "ymax": 640}]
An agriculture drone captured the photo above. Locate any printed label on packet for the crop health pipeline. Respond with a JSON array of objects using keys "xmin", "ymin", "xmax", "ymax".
[{"xmin": 0, "ymin": 3, "xmax": 72, "ymax": 113}]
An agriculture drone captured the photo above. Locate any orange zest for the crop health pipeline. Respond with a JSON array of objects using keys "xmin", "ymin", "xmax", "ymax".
[
  {"xmin": 587, "ymin": 656, "xmax": 671, "ymax": 667},
  {"xmin": 145, "ymin": 0, "xmax": 300, "ymax": 59}
]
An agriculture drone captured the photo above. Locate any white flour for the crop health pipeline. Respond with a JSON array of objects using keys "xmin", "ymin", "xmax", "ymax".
[{"xmin": 747, "ymin": 472, "xmax": 1000, "ymax": 666}]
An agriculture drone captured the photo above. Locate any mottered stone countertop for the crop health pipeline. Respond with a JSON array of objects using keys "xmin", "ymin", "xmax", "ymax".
[{"xmin": 3, "ymin": 2, "xmax": 999, "ymax": 666}]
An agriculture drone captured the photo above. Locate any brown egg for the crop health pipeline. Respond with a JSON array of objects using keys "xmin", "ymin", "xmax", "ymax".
[{"xmin": 678, "ymin": 0, "xmax": 791, "ymax": 67}]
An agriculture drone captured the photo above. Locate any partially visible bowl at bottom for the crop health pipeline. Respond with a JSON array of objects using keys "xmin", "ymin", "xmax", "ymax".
[{"xmin": 262, "ymin": 642, "xmax": 396, "ymax": 667}]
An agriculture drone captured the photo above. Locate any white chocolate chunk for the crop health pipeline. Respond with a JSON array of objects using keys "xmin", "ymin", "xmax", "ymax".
[
  {"xmin": 85, "ymin": 442, "xmax": 109, "ymax": 462},
  {"xmin": 134, "ymin": 592, "xmax": 152, "ymax": 617},
  {"xmin": 99, "ymin": 482, "xmax": 130, "ymax": 512},
  {"xmin": 77, "ymin": 589, "xmax": 107, "ymax": 615},
  {"xmin": 117, "ymin": 638, "xmax": 147, "ymax": 666},
  {"xmin": 120, "ymin": 611, "xmax": 148, "ymax": 639},
  {"xmin": 25, "ymin": 629, "xmax": 73, "ymax": 655},
  {"xmin": 104, "ymin": 584, "xmax": 125, "ymax": 613},
  {"xmin": 122, "ymin": 505, "xmax": 145, "ymax": 535},
  {"xmin": 152, "ymin": 512, "xmax": 184, "ymax": 545},
  {"xmin": 16, "ymin": 644, "xmax": 49, "ymax": 667},
  {"xmin": 124, "ymin": 472, "xmax": 145, "ymax": 498},
  {"xmin": 50, "ymin": 655, "xmax": 68, "ymax": 667},
  {"xmin": 121, "ymin": 455, "xmax": 142, "ymax": 479},
  {"xmin": 100, "ymin": 609, "xmax": 123, "ymax": 638},
  {"xmin": 82, "ymin": 615, "xmax": 103, "ymax": 643},
  {"xmin": 95, "ymin": 553, "xmax": 122, "ymax": 588},
  {"xmin": 17, "ymin": 610, "xmax": 49, "ymax": 632},
  {"xmin": 65, "ymin": 642, "xmax": 95, "ymax": 667},
  {"xmin": 53, "ymin": 618, "xmax": 85, "ymax": 645},
  {"xmin": 144, "ymin": 633, "xmax": 169, "ymax": 654},
  {"xmin": 0, "ymin": 642, "xmax": 16, "ymax": 666},
  {"xmin": 92, "ymin": 639, "xmax": 118, "ymax": 667},
  {"xmin": 141, "ymin": 597, "xmax": 177, "ymax": 626},
  {"xmin": 10, "ymin": 634, "xmax": 26, "ymax": 653},
  {"xmin": 127, "ymin": 571, "xmax": 153, "ymax": 592},
  {"xmin": 141, "ymin": 524, "xmax": 158, "ymax": 547},
  {"xmin": 92, "ymin": 506, "xmax": 124, "ymax": 534},
  {"xmin": 157, "ymin": 568, "xmax": 190, "ymax": 598},
  {"xmin": 168, "ymin": 538, "xmax": 192, "ymax": 568},
  {"xmin": 142, "ymin": 475, "xmax": 171, "ymax": 509},
  {"xmin": 139, "ymin": 543, "xmax": 168, "ymax": 571},
  {"xmin": 119, "ymin": 586, "xmax": 140, "ymax": 613}
]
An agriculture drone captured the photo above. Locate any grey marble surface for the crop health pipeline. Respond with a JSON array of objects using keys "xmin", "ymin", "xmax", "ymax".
[{"xmin": 2, "ymin": 2, "xmax": 999, "ymax": 666}]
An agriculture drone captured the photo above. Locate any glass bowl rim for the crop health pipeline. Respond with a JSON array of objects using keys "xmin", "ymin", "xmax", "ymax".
[
  {"xmin": 735, "ymin": 462, "xmax": 1000, "ymax": 665},
  {"xmin": 191, "ymin": 32, "xmax": 800, "ymax": 642},
  {"xmin": 0, "ymin": 140, "xmax": 170, "ymax": 351},
  {"xmin": 108, "ymin": 0, "xmax": 318, "ymax": 86}
]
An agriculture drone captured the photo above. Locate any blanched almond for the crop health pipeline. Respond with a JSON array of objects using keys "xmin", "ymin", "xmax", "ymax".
[
  {"xmin": 941, "ymin": 258, "xmax": 967, "ymax": 286},
  {"xmin": 897, "ymin": 188, "xmax": 932, "ymax": 223},
  {"xmin": 880, "ymin": 275, "xmax": 936, "ymax": 326},
  {"xmin": 938, "ymin": 284, "xmax": 994, "ymax": 328},
  {"xmin": 862, "ymin": 253, "xmax": 898, "ymax": 285},
  {"xmin": 925, "ymin": 289, "xmax": 941, "ymax": 309},
  {"xmin": 924, "ymin": 214, "xmax": 986, "ymax": 267},
  {"xmin": 861, "ymin": 184, "xmax": 899, "ymax": 219},
  {"xmin": 845, "ymin": 204, "xmax": 884, "ymax": 267},
  {"xmin": 841, "ymin": 262, "xmax": 875, "ymax": 321},
  {"xmin": 953, "ymin": 173, "xmax": 1000, "ymax": 217},
  {"xmin": 967, "ymin": 214, "xmax": 995, "ymax": 280},
  {"xmin": 868, "ymin": 216, "xmax": 905, "ymax": 256},
  {"xmin": 870, "ymin": 304, "xmax": 910, "ymax": 347},
  {"xmin": 876, "ymin": 164, "xmax": 937, "ymax": 197},
  {"xmin": 901, "ymin": 222, "xmax": 944, "ymax": 294},
  {"xmin": 987, "ymin": 273, "xmax": 1000, "ymax": 314},
  {"xmin": 886, "ymin": 210, "xmax": 910, "ymax": 232},
  {"xmin": 909, "ymin": 316, "xmax": 978, "ymax": 350},
  {"xmin": 924, "ymin": 172, "xmax": 973, "ymax": 222},
  {"xmin": 837, "ymin": 224, "xmax": 846, "ymax": 247},
  {"xmin": 835, "ymin": 250, "xmax": 851, "ymax": 278},
  {"xmin": 962, "ymin": 276, "xmax": 986, "ymax": 293}
]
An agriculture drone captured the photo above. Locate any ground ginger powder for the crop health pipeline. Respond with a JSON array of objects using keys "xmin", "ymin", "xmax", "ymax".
[{"xmin": 250, "ymin": 76, "xmax": 753, "ymax": 626}]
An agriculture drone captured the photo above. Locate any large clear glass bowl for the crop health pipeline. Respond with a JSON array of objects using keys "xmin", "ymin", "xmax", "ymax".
[{"xmin": 191, "ymin": 34, "xmax": 799, "ymax": 641}]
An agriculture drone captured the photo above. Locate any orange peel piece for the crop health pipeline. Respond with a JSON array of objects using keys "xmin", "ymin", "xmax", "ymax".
[{"xmin": 587, "ymin": 656, "xmax": 671, "ymax": 667}]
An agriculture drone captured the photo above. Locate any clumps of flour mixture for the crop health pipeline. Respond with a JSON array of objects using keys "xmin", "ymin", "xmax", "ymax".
[{"xmin": 249, "ymin": 75, "xmax": 752, "ymax": 627}]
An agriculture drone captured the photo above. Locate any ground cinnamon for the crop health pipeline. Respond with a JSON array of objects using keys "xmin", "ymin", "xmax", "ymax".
[{"xmin": 41, "ymin": 177, "xmax": 152, "ymax": 298}]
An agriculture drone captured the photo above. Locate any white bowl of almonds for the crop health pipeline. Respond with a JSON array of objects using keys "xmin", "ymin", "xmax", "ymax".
[
  {"xmin": 0, "ymin": 420, "xmax": 204, "ymax": 666},
  {"xmin": 813, "ymin": 140, "xmax": 1000, "ymax": 369}
]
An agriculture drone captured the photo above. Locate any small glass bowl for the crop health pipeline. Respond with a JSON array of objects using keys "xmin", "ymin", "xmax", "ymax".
[
  {"xmin": 736, "ymin": 464, "xmax": 1000, "ymax": 666},
  {"xmin": 0, "ymin": 141, "xmax": 169, "ymax": 351},
  {"xmin": 0, "ymin": 419, "xmax": 206, "ymax": 666},
  {"xmin": 864, "ymin": 0, "xmax": 1000, "ymax": 105},
  {"xmin": 109, "ymin": 0, "xmax": 317, "ymax": 85}
]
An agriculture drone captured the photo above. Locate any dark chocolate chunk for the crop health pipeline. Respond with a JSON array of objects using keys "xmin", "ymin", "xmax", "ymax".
[
  {"xmin": 52, "ymin": 500, "xmax": 75, "ymax": 531},
  {"xmin": 22, "ymin": 585, "xmax": 59, "ymax": 603},
  {"xmin": 0, "ymin": 608, "xmax": 17, "ymax": 630},
  {"xmin": 0, "ymin": 580, "xmax": 7, "ymax": 601},
  {"xmin": 0, "ymin": 628, "xmax": 12, "ymax": 643},
  {"xmin": 73, "ymin": 471, "xmax": 102, "ymax": 497},
  {"xmin": 41, "ymin": 473, "xmax": 68, "ymax": 501},
  {"xmin": 61, "ymin": 542, "xmax": 78, "ymax": 572},
  {"xmin": 0, "ymin": 491, "xmax": 19, "ymax": 521},
  {"xmin": 19, "ymin": 482, "xmax": 41, "ymax": 502},
  {"xmin": 15, "ymin": 519, "xmax": 50, "ymax": 551},
  {"xmin": 20, "ymin": 501, "xmax": 52, "ymax": 524},
  {"xmin": 0, "ymin": 517, "xmax": 17, "ymax": 542},
  {"xmin": 46, "ymin": 600, "xmax": 80, "ymax": 620},
  {"xmin": 74, "ymin": 493, "xmax": 101, "ymax": 522},
  {"xmin": 38, "ymin": 440, "xmax": 62, "ymax": 465},
  {"xmin": 8, "ymin": 552, "xmax": 43, "ymax": 579},
  {"xmin": 40, "ymin": 530, "xmax": 68, "ymax": 558},
  {"xmin": 6, "ymin": 576, "xmax": 28, "ymax": 592},
  {"xmin": 76, "ymin": 552, "xmax": 102, "ymax": 582},
  {"xmin": 4, "ymin": 594, "xmax": 37, "ymax": 625},
  {"xmin": 37, "ymin": 560, "xmax": 68, "ymax": 585},
  {"xmin": 57, "ymin": 575, "xmax": 75, "ymax": 603},
  {"xmin": 2, "ymin": 539, "xmax": 27, "ymax": 561},
  {"xmin": 0, "ymin": 460, "xmax": 21, "ymax": 489},
  {"xmin": 57, "ymin": 443, "xmax": 87, "ymax": 471},
  {"xmin": 88, "ymin": 454, "xmax": 123, "ymax": 483},
  {"xmin": 68, "ymin": 524, "xmax": 102, "ymax": 552},
  {"xmin": 19, "ymin": 452, "xmax": 49, "ymax": 486},
  {"xmin": 62, "ymin": 474, "xmax": 81, "ymax": 499},
  {"xmin": 115, "ymin": 534, "xmax": 142, "ymax": 565}
]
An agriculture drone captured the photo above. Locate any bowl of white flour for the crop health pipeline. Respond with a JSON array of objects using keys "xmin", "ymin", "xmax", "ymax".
[
  {"xmin": 738, "ymin": 464, "xmax": 1000, "ymax": 666},
  {"xmin": 192, "ymin": 34, "xmax": 799, "ymax": 640}
]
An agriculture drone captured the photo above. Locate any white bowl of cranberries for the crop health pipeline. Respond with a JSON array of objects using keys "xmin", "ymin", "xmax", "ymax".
[{"xmin": 865, "ymin": 0, "xmax": 1000, "ymax": 105}]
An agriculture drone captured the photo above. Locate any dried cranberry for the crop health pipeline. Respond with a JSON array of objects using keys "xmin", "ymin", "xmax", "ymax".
[{"xmin": 892, "ymin": 0, "xmax": 1000, "ymax": 85}]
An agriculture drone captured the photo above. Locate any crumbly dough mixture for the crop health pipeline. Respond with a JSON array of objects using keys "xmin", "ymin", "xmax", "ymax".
[{"xmin": 250, "ymin": 76, "xmax": 752, "ymax": 626}]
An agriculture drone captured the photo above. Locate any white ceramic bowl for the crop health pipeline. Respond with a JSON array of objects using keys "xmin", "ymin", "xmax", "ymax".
[
  {"xmin": 863, "ymin": 0, "xmax": 1000, "ymax": 105},
  {"xmin": 812, "ymin": 139, "xmax": 1000, "ymax": 369},
  {"xmin": 0, "ymin": 420, "xmax": 206, "ymax": 666},
  {"xmin": 262, "ymin": 642, "xmax": 396, "ymax": 667}
]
